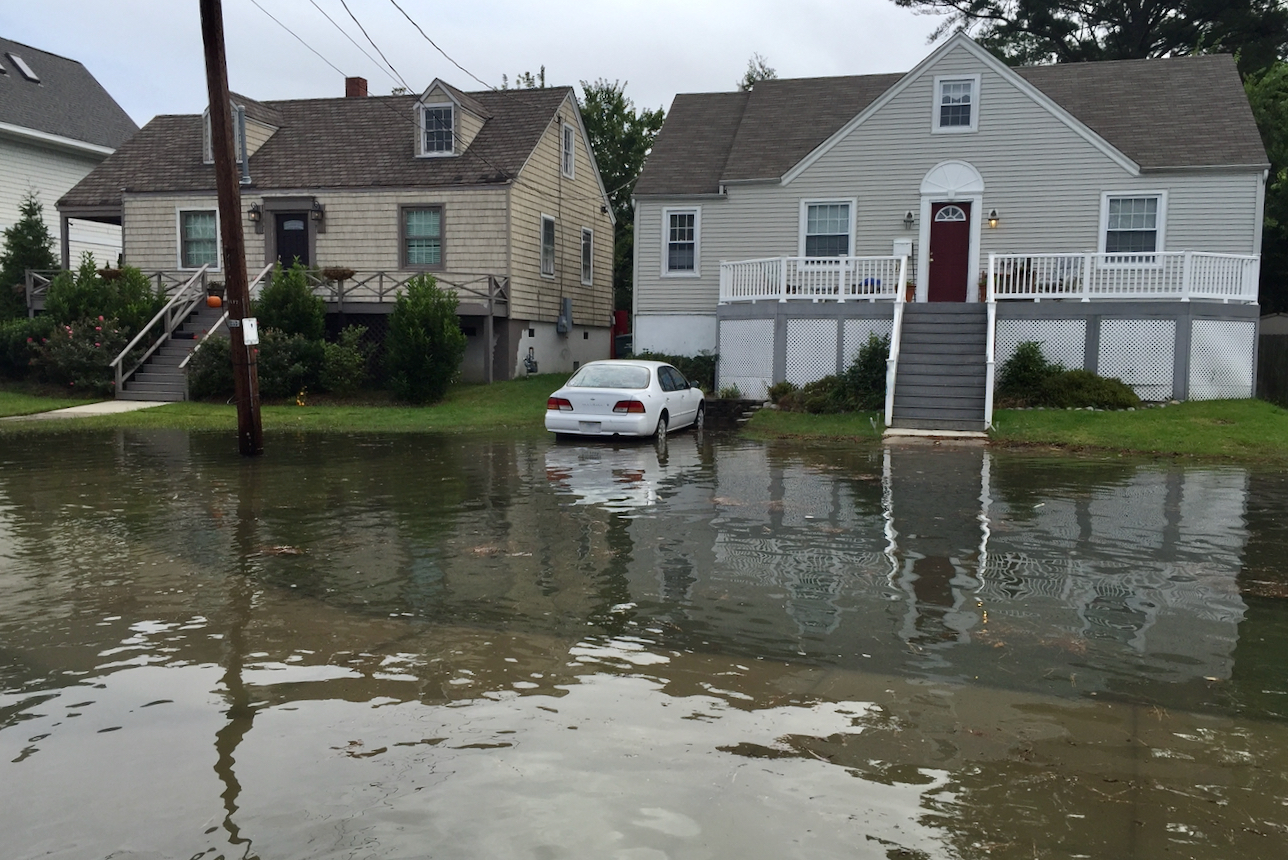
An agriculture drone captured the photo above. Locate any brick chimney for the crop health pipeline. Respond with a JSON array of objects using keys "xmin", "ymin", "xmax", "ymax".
[{"xmin": 345, "ymin": 76, "xmax": 368, "ymax": 98}]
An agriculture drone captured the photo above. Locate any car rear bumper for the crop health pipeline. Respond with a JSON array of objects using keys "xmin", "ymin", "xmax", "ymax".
[{"xmin": 544, "ymin": 412, "xmax": 655, "ymax": 436}]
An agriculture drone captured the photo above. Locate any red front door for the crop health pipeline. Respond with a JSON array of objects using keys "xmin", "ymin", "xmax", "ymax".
[{"xmin": 927, "ymin": 202, "xmax": 971, "ymax": 302}]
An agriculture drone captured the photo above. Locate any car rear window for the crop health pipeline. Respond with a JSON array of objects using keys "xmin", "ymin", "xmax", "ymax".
[{"xmin": 566, "ymin": 364, "xmax": 651, "ymax": 389}]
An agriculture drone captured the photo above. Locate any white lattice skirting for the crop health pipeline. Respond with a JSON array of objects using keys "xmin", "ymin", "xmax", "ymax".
[
  {"xmin": 996, "ymin": 319, "xmax": 1086, "ymax": 370},
  {"xmin": 719, "ymin": 318, "xmax": 774, "ymax": 400},
  {"xmin": 786, "ymin": 320, "xmax": 838, "ymax": 386},
  {"xmin": 1099, "ymin": 319, "xmax": 1176, "ymax": 401},
  {"xmin": 1189, "ymin": 320, "xmax": 1255, "ymax": 400}
]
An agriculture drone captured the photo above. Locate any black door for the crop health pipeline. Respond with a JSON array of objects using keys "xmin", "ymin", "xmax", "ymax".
[{"xmin": 275, "ymin": 213, "xmax": 309, "ymax": 266}]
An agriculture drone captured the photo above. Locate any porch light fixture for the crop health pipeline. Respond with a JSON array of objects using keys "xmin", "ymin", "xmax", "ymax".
[
  {"xmin": 247, "ymin": 203, "xmax": 261, "ymax": 224},
  {"xmin": 902, "ymin": 210, "xmax": 915, "ymax": 230},
  {"xmin": 987, "ymin": 208, "xmax": 1000, "ymax": 228},
  {"xmin": 310, "ymin": 199, "xmax": 325, "ymax": 222}
]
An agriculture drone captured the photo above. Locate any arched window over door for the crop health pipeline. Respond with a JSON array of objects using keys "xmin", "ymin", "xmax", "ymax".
[{"xmin": 934, "ymin": 205, "xmax": 967, "ymax": 222}]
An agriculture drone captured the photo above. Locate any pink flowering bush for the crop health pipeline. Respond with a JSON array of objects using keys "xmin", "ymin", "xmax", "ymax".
[{"xmin": 36, "ymin": 316, "xmax": 129, "ymax": 394}]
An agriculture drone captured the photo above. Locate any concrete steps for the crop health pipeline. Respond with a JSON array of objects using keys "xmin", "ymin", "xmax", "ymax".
[
  {"xmin": 116, "ymin": 305, "xmax": 227, "ymax": 402},
  {"xmin": 890, "ymin": 303, "xmax": 988, "ymax": 432}
]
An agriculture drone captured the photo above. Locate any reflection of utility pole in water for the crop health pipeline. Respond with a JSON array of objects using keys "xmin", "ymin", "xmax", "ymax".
[{"xmin": 212, "ymin": 460, "xmax": 262, "ymax": 859}]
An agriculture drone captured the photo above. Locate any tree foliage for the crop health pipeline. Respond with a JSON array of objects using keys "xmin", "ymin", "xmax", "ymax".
[
  {"xmin": 739, "ymin": 53, "xmax": 779, "ymax": 91},
  {"xmin": 1247, "ymin": 62, "xmax": 1288, "ymax": 311},
  {"xmin": 502, "ymin": 67, "xmax": 546, "ymax": 89},
  {"xmin": 578, "ymin": 79, "xmax": 665, "ymax": 310},
  {"xmin": 0, "ymin": 190, "xmax": 58, "ymax": 320},
  {"xmin": 893, "ymin": 0, "xmax": 1288, "ymax": 76},
  {"xmin": 384, "ymin": 273, "xmax": 467, "ymax": 404},
  {"xmin": 255, "ymin": 261, "xmax": 327, "ymax": 340}
]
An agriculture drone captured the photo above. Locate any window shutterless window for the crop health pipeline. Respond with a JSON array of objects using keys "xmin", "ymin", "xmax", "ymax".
[
  {"xmin": 402, "ymin": 206, "xmax": 443, "ymax": 268},
  {"xmin": 541, "ymin": 215, "xmax": 556, "ymax": 277},
  {"xmin": 933, "ymin": 75, "xmax": 979, "ymax": 132},
  {"xmin": 664, "ymin": 209, "xmax": 698, "ymax": 274},
  {"xmin": 421, "ymin": 104, "xmax": 454, "ymax": 155},
  {"xmin": 1104, "ymin": 196, "xmax": 1160, "ymax": 253},
  {"xmin": 562, "ymin": 124, "xmax": 575, "ymax": 178},
  {"xmin": 179, "ymin": 210, "xmax": 218, "ymax": 269},
  {"xmin": 581, "ymin": 228, "xmax": 593, "ymax": 285},
  {"xmin": 804, "ymin": 202, "xmax": 851, "ymax": 257}
]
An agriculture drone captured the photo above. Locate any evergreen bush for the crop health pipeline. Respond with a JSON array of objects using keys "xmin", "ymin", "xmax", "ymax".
[
  {"xmin": 997, "ymin": 341, "xmax": 1063, "ymax": 405},
  {"xmin": 255, "ymin": 262, "xmax": 326, "ymax": 341},
  {"xmin": 1039, "ymin": 369, "xmax": 1141, "ymax": 410},
  {"xmin": 384, "ymin": 274, "xmax": 467, "ymax": 404},
  {"xmin": 186, "ymin": 336, "xmax": 233, "ymax": 401},
  {"xmin": 321, "ymin": 325, "xmax": 371, "ymax": 395},
  {"xmin": 0, "ymin": 190, "xmax": 58, "ymax": 321},
  {"xmin": 841, "ymin": 333, "xmax": 890, "ymax": 411},
  {"xmin": 254, "ymin": 329, "xmax": 326, "ymax": 400}
]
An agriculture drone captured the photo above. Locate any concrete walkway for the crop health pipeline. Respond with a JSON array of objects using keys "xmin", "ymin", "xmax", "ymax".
[{"xmin": 1, "ymin": 400, "xmax": 169, "ymax": 421}]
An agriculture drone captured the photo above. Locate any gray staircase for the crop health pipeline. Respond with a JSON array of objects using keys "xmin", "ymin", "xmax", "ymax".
[
  {"xmin": 890, "ymin": 303, "xmax": 988, "ymax": 432},
  {"xmin": 117, "ymin": 306, "xmax": 227, "ymax": 402}
]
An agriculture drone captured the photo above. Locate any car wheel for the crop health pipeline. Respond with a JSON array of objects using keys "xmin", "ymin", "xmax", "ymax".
[
  {"xmin": 693, "ymin": 403, "xmax": 705, "ymax": 432},
  {"xmin": 654, "ymin": 413, "xmax": 668, "ymax": 442}
]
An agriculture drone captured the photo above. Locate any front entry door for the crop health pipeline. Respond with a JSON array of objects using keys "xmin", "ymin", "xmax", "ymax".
[
  {"xmin": 927, "ymin": 202, "xmax": 971, "ymax": 302},
  {"xmin": 275, "ymin": 213, "xmax": 310, "ymax": 266}
]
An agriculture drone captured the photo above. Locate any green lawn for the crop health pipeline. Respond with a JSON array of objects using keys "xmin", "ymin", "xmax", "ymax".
[{"xmin": 0, "ymin": 390, "xmax": 93, "ymax": 418}]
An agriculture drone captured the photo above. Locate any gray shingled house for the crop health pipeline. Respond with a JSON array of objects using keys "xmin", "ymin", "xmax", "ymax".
[
  {"xmin": 0, "ymin": 36, "xmax": 137, "ymax": 269},
  {"xmin": 633, "ymin": 33, "xmax": 1267, "ymax": 429},
  {"xmin": 59, "ymin": 77, "xmax": 614, "ymax": 385}
]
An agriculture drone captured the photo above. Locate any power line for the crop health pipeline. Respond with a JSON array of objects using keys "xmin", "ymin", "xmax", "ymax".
[
  {"xmin": 387, "ymin": 0, "xmax": 496, "ymax": 91},
  {"xmin": 337, "ymin": 0, "xmax": 411, "ymax": 92},
  {"xmin": 307, "ymin": 0, "xmax": 401, "ymax": 89},
  {"xmin": 248, "ymin": 0, "xmax": 347, "ymax": 78}
]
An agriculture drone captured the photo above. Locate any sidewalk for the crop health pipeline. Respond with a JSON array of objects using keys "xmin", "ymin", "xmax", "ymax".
[{"xmin": 1, "ymin": 400, "xmax": 169, "ymax": 421}]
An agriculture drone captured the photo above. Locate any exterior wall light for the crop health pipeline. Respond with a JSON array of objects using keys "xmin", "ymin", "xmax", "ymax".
[
  {"xmin": 903, "ymin": 210, "xmax": 915, "ymax": 230},
  {"xmin": 247, "ymin": 203, "xmax": 261, "ymax": 223},
  {"xmin": 987, "ymin": 208, "xmax": 1000, "ymax": 228},
  {"xmin": 310, "ymin": 199, "xmax": 326, "ymax": 222}
]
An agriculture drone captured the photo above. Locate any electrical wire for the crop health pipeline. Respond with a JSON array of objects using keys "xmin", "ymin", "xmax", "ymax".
[
  {"xmin": 307, "ymin": 0, "xmax": 402, "ymax": 89},
  {"xmin": 337, "ymin": 0, "xmax": 412, "ymax": 92},
  {"xmin": 248, "ymin": 0, "xmax": 347, "ymax": 78},
  {"xmin": 387, "ymin": 0, "xmax": 496, "ymax": 91}
]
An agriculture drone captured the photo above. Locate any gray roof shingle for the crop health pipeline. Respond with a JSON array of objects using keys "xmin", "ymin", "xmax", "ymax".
[
  {"xmin": 60, "ymin": 86, "xmax": 572, "ymax": 209},
  {"xmin": 0, "ymin": 36, "xmax": 137, "ymax": 148},
  {"xmin": 635, "ymin": 53, "xmax": 1267, "ymax": 196}
]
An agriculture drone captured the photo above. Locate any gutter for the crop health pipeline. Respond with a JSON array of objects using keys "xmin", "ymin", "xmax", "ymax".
[{"xmin": 0, "ymin": 121, "xmax": 115, "ymax": 157}]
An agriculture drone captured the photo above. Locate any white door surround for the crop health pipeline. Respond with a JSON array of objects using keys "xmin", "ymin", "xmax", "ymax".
[{"xmin": 917, "ymin": 160, "xmax": 984, "ymax": 303}]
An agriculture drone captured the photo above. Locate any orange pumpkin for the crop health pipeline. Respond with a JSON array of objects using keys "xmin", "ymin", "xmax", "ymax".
[{"xmin": 206, "ymin": 295, "xmax": 222, "ymax": 308}]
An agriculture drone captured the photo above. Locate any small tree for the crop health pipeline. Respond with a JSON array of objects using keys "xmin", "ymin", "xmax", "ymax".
[
  {"xmin": 44, "ymin": 253, "xmax": 105, "ymax": 325},
  {"xmin": 384, "ymin": 274, "xmax": 467, "ymax": 404},
  {"xmin": 255, "ymin": 261, "xmax": 326, "ymax": 340},
  {"xmin": 0, "ymin": 190, "xmax": 58, "ymax": 320},
  {"xmin": 738, "ymin": 53, "xmax": 778, "ymax": 91}
]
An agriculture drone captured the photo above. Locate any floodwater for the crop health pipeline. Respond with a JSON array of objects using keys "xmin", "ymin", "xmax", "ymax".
[{"xmin": 1, "ymin": 429, "xmax": 1286, "ymax": 860}]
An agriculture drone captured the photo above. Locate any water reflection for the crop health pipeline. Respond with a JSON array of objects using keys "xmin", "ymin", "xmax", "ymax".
[{"xmin": 0, "ymin": 430, "xmax": 1285, "ymax": 858}]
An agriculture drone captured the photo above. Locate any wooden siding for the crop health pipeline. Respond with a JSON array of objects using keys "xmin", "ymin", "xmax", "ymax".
[
  {"xmin": 636, "ymin": 42, "xmax": 1262, "ymax": 315},
  {"xmin": 244, "ymin": 118, "xmax": 276, "ymax": 157},
  {"xmin": 1, "ymin": 135, "xmax": 119, "ymax": 266},
  {"xmin": 508, "ymin": 94, "xmax": 613, "ymax": 323}
]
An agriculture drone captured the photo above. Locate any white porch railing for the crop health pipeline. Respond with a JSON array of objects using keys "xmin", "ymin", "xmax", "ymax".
[
  {"xmin": 987, "ymin": 252, "xmax": 1259, "ymax": 303},
  {"xmin": 720, "ymin": 256, "xmax": 907, "ymax": 303}
]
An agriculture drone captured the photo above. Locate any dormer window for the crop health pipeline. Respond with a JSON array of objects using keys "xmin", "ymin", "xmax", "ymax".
[
  {"xmin": 203, "ymin": 104, "xmax": 246, "ymax": 164},
  {"xmin": 419, "ymin": 103, "xmax": 454, "ymax": 156},
  {"xmin": 561, "ymin": 123, "xmax": 575, "ymax": 178},
  {"xmin": 933, "ymin": 75, "xmax": 979, "ymax": 133}
]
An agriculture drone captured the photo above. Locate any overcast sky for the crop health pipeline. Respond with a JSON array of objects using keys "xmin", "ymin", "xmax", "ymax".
[{"xmin": 0, "ymin": 0, "xmax": 946, "ymax": 126}]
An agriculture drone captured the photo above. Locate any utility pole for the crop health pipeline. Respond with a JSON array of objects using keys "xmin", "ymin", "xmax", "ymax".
[{"xmin": 200, "ymin": 0, "xmax": 263, "ymax": 455}]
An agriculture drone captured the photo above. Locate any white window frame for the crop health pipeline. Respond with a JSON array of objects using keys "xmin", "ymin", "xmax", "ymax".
[
  {"xmin": 417, "ymin": 102, "xmax": 455, "ymax": 157},
  {"xmin": 932, "ymin": 74, "xmax": 980, "ymax": 134},
  {"xmin": 661, "ymin": 207, "xmax": 701, "ymax": 277},
  {"xmin": 202, "ymin": 105, "xmax": 246, "ymax": 165},
  {"xmin": 580, "ymin": 227, "xmax": 593, "ymax": 285},
  {"xmin": 797, "ymin": 199, "xmax": 857, "ymax": 259},
  {"xmin": 562, "ymin": 123, "xmax": 576, "ymax": 179},
  {"xmin": 1098, "ymin": 190, "xmax": 1168, "ymax": 264},
  {"xmin": 176, "ymin": 207, "xmax": 221, "ymax": 271},
  {"xmin": 540, "ymin": 214, "xmax": 556, "ymax": 278}
]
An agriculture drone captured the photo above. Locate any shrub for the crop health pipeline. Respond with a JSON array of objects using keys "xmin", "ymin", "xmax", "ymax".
[
  {"xmin": 321, "ymin": 325, "xmax": 371, "ymax": 395},
  {"xmin": 0, "ymin": 190, "xmax": 58, "ymax": 321},
  {"xmin": 0, "ymin": 315, "xmax": 53, "ymax": 379},
  {"xmin": 384, "ymin": 274, "xmax": 466, "ymax": 404},
  {"xmin": 254, "ymin": 329, "xmax": 326, "ymax": 400},
  {"xmin": 44, "ymin": 254, "xmax": 106, "ymax": 326},
  {"xmin": 42, "ymin": 256, "xmax": 164, "ymax": 341},
  {"xmin": 108, "ymin": 266, "xmax": 166, "ymax": 336},
  {"xmin": 841, "ymin": 333, "xmax": 889, "ymax": 411},
  {"xmin": 634, "ymin": 350, "xmax": 717, "ymax": 393},
  {"xmin": 998, "ymin": 341, "xmax": 1063, "ymax": 405},
  {"xmin": 255, "ymin": 262, "xmax": 326, "ymax": 341},
  {"xmin": 1039, "ymin": 369, "xmax": 1141, "ymax": 410},
  {"xmin": 766, "ymin": 380, "xmax": 797, "ymax": 404},
  {"xmin": 187, "ymin": 336, "xmax": 233, "ymax": 401},
  {"xmin": 36, "ymin": 316, "xmax": 129, "ymax": 395},
  {"xmin": 717, "ymin": 384, "xmax": 743, "ymax": 399}
]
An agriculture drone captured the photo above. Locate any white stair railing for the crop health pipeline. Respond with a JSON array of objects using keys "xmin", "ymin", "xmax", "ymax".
[
  {"xmin": 883, "ymin": 256, "xmax": 909, "ymax": 427},
  {"xmin": 984, "ymin": 253, "xmax": 998, "ymax": 429}
]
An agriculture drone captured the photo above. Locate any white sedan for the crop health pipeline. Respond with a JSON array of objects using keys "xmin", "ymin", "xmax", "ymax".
[{"xmin": 545, "ymin": 360, "xmax": 705, "ymax": 440}]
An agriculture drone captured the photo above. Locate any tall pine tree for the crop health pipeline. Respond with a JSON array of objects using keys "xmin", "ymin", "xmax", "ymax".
[{"xmin": 0, "ymin": 190, "xmax": 58, "ymax": 320}]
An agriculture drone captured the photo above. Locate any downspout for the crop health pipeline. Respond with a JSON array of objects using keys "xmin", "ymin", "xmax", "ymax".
[{"xmin": 238, "ymin": 106, "xmax": 251, "ymax": 186}]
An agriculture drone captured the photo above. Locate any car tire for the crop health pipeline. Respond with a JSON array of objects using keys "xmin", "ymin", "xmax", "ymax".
[
  {"xmin": 654, "ymin": 413, "xmax": 668, "ymax": 442},
  {"xmin": 693, "ymin": 403, "xmax": 705, "ymax": 432}
]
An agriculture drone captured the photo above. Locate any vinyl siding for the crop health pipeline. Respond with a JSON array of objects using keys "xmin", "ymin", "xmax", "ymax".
[
  {"xmin": 509, "ymin": 95, "xmax": 613, "ymax": 323},
  {"xmin": 0, "ymin": 135, "xmax": 119, "ymax": 267},
  {"xmin": 244, "ymin": 118, "xmax": 276, "ymax": 157},
  {"xmin": 635, "ymin": 42, "xmax": 1262, "ymax": 315}
]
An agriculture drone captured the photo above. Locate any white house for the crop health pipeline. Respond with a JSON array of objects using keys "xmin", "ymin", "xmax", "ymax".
[
  {"xmin": 0, "ymin": 36, "xmax": 137, "ymax": 268},
  {"xmin": 633, "ymin": 34, "xmax": 1266, "ymax": 428}
]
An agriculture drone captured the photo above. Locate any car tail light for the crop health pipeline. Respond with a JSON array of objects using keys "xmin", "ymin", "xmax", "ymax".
[
  {"xmin": 547, "ymin": 397, "xmax": 573, "ymax": 411},
  {"xmin": 612, "ymin": 400, "xmax": 646, "ymax": 414}
]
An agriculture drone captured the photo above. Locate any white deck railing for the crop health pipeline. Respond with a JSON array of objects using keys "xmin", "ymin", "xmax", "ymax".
[
  {"xmin": 987, "ymin": 252, "xmax": 1259, "ymax": 303},
  {"xmin": 720, "ymin": 256, "xmax": 907, "ymax": 303}
]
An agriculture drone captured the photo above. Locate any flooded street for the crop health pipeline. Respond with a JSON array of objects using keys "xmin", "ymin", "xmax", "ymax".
[{"xmin": 1, "ymin": 429, "xmax": 1286, "ymax": 859}]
